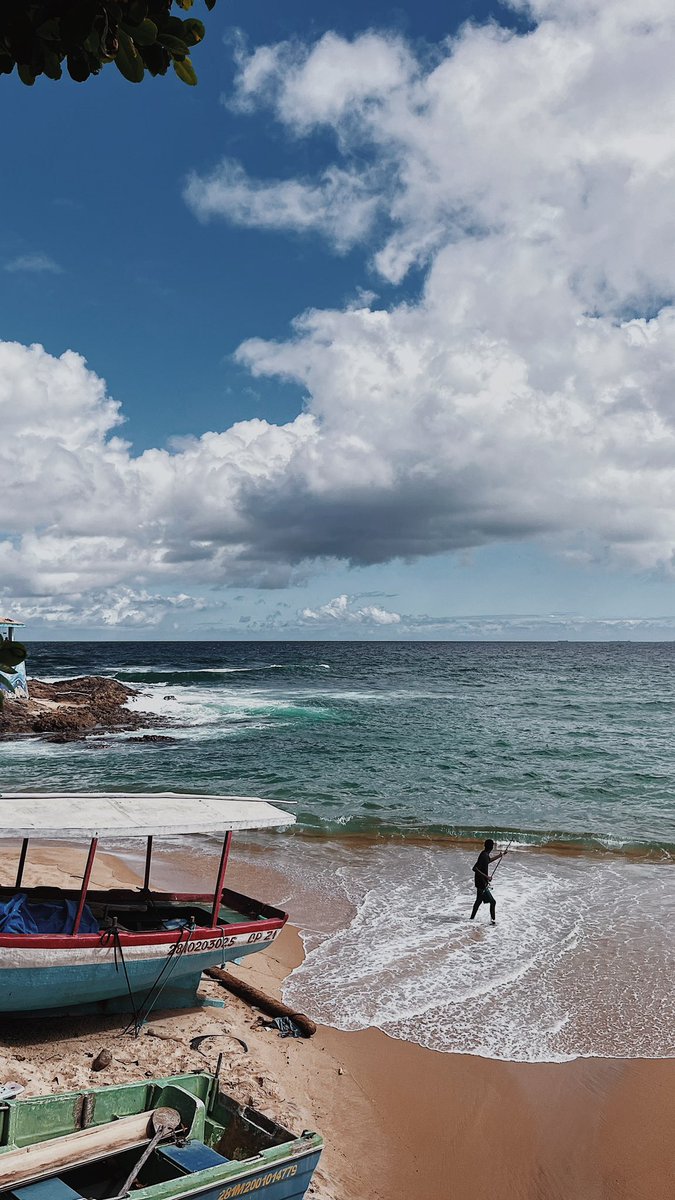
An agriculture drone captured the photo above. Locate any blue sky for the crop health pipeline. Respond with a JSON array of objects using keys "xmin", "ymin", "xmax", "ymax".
[{"xmin": 3, "ymin": 0, "xmax": 675, "ymax": 639}]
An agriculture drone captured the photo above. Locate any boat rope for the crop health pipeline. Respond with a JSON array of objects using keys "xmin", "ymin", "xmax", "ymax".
[
  {"xmin": 102, "ymin": 924, "xmax": 140, "ymax": 1031},
  {"xmin": 122, "ymin": 920, "xmax": 197, "ymax": 1038}
]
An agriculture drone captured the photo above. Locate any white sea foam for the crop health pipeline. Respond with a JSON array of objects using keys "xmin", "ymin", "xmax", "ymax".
[
  {"xmin": 123, "ymin": 682, "xmax": 330, "ymax": 732},
  {"xmin": 253, "ymin": 839, "xmax": 675, "ymax": 1063},
  {"xmin": 116, "ymin": 664, "xmax": 284, "ymax": 675}
]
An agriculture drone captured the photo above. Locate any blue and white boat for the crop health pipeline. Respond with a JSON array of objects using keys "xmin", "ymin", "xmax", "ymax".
[{"xmin": 0, "ymin": 792, "xmax": 294, "ymax": 1018}]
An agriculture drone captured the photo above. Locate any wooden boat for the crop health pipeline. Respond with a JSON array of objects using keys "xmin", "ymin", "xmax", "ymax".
[
  {"xmin": 0, "ymin": 1070, "xmax": 323, "ymax": 1198},
  {"xmin": 0, "ymin": 792, "xmax": 294, "ymax": 1018}
]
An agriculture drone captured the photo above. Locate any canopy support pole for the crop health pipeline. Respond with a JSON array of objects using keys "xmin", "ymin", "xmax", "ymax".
[
  {"xmin": 73, "ymin": 838, "xmax": 98, "ymax": 935},
  {"xmin": 15, "ymin": 838, "xmax": 28, "ymax": 888},
  {"xmin": 211, "ymin": 833, "xmax": 232, "ymax": 927},
  {"xmin": 143, "ymin": 836, "xmax": 153, "ymax": 891}
]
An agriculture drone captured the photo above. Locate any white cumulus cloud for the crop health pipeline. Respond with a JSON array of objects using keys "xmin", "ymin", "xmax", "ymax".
[
  {"xmin": 301, "ymin": 594, "xmax": 401, "ymax": 625},
  {"xmin": 184, "ymin": 159, "xmax": 379, "ymax": 251},
  {"xmin": 16, "ymin": 588, "xmax": 207, "ymax": 629},
  {"xmin": 6, "ymin": 3, "xmax": 675, "ymax": 624}
]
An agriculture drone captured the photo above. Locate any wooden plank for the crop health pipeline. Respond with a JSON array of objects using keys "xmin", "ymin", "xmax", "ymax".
[{"xmin": 0, "ymin": 1110, "xmax": 157, "ymax": 1189}]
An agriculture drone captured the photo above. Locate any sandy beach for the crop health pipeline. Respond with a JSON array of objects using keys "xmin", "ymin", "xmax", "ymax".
[{"xmin": 0, "ymin": 843, "xmax": 673, "ymax": 1199}]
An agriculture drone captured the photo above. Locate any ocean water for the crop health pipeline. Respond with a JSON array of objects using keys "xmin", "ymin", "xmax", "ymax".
[{"xmin": 1, "ymin": 640, "xmax": 673, "ymax": 1062}]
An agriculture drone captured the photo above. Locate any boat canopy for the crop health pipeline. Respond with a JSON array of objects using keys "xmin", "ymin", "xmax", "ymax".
[{"xmin": 0, "ymin": 792, "xmax": 295, "ymax": 839}]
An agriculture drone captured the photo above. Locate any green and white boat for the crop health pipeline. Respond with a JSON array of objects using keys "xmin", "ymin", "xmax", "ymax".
[{"xmin": 0, "ymin": 1071, "xmax": 323, "ymax": 1199}]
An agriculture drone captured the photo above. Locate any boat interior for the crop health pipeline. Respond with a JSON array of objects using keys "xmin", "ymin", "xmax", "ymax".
[
  {"xmin": 0, "ymin": 885, "xmax": 286, "ymax": 937},
  {"xmin": 0, "ymin": 1074, "xmax": 307, "ymax": 1199}
]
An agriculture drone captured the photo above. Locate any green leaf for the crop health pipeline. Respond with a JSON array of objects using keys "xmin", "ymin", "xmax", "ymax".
[
  {"xmin": 0, "ymin": 642, "xmax": 27, "ymax": 669},
  {"xmin": 126, "ymin": 0, "xmax": 148, "ymax": 24},
  {"xmin": 204, "ymin": 0, "xmax": 217, "ymax": 10},
  {"xmin": 140, "ymin": 42, "xmax": 170, "ymax": 75},
  {"xmin": 173, "ymin": 56, "xmax": 197, "ymax": 85},
  {"xmin": 17, "ymin": 62, "xmax": 36, "ymax": 85},
  {"xmin": 60, "ymin": 1, "xmax": 100, "ymax": 49},
  {"xmin": 176, "ymin": 0, "xmax": 195, "ymax": 9},
  {"xmin": 181, "ymin": 18, "xmax": 205, "ymax": 46},
  {"xmin": 36, "ymin": 18, "xmax": 62, "ymax": 42},
  {"xmin": 84, "ymin": 29, "xmax": 101, "ymax": 54},
  {"xmin": 163, "ymin": 17, "xmax": 189, "ymax": 35},
  {"xmin": 158, "ymin": 33, "xmax": 190, "ymax": 56},
  {"xmin": 42, "ymin": 48, "xmax": 63, "ymax": 79},
  {"xmin": 67, "ymin": 51, "xmax": 90, "ymax": 82},
  {"xmin": 115, "ymin": 28, "xmax": 144, "ymax": 82},
  {"xmin": 121, "ymin": 18, "xmax": 157, "ymax": 47}
]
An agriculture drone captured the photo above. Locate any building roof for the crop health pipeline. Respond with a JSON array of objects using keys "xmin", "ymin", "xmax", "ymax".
[
  {"xmin": 0, "ymin": 617, "xmax": 24, "ymax": 626},
  {"xmin": 0, "ymin": 792, "xmax": 295, "ymax": 840}
]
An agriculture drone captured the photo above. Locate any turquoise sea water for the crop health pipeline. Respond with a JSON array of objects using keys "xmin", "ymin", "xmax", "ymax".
[{"xmin": 1, "ymin": 641, "xmax": 673, "ymax": 1061}]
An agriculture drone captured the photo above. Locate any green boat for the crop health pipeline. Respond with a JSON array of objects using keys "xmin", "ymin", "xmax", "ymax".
[{"xmin": 0, "ymin": 1072, "xmax": 323, "ymax": 1200}]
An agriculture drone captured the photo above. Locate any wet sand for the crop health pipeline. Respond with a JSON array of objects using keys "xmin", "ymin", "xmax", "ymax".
[
  {"xmin": 236, "ymin": 914, "xmax": 675, "ymax": 1200},
  {"xmin": 0, "ymin": 845, "xmax": 673, "ymax": 1199}
]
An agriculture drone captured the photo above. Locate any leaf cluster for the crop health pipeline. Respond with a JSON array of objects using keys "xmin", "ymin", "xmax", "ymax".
[
  {"xmin": 0, "ymin": 641, "xmax": 28, "ymax": 673},
  {"xmin": 0, "ymin": 640, "xmax": 27, "ymax": 710},
  {"xmin": 0, "ymin": 0, "xmax": 216, "ymax": 86}
]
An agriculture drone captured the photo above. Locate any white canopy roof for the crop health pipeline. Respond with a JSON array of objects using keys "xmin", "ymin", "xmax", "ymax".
[{"xmin": 0, "ymin": 792, "xmax": 295, "ymax": 840}]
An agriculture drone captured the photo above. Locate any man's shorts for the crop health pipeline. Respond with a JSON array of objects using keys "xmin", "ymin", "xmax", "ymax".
[{"xmin": 476, "ymin": 887, "xmax": 494, "ymax": 904}]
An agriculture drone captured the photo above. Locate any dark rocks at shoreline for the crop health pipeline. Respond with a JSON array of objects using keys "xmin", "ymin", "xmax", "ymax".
[
  {"xmin": 124, "ymin": 734, "xmax": 178, "ymax": 744},
  {"xmin": 0, "ymin": 676, "xmax": 164, "ymax": 742}
]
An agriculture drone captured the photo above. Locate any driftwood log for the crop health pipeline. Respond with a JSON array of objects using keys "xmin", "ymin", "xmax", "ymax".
[{"xmin": 205, "ymin": 967, "xmax": 317, "ymax": 1037}]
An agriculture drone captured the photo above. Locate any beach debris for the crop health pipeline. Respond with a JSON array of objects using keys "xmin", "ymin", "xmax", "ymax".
[
  {"xmin": 145, "ymin": 1026, "xmax": 185, "ymax": 1046},
  {"xmin": 0, "ymin": 1083, "xmax": 24, "ymax": 1101},
  {"xmin": 189, "ymin": 1033, "xmax": 249, "ymax": 1056},
  {"xmin": 262, "ymin": 1016, "xmax": 304, "ymax": 1039},
  {"xmin": 91, "ymin": 1049, "xmax": 112, "ymax": 1072},
  {"xmin": 205, "ymin": 968, "xmax": 317, "ymax": 1038}
]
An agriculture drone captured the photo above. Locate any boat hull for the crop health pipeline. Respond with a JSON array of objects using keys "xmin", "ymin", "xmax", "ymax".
[
  {"xmin": 0, "ymin": 926, "xmax": 280, "ymax": 1015},
  {"xmin": 132, "ymin": 1148, "xmax": 323, "ymax": 1200},
  {"xmin": 0, "ymin": 1072, "xmax": 322, "ymax": 1200}
]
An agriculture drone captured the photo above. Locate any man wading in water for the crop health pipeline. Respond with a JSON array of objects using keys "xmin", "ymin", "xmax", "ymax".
[{"xmin": 470, "ymin": 839, "xmax": 507, "ymax": 924}]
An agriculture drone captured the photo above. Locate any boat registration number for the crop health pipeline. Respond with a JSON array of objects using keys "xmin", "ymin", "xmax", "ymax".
[
  {"xmin": 173, "ymin": 930, "xmax": 277, "ymax": 955},
  {"xmin": 218, "ymin": 1164, "xmax": 298, "ymax": 1197}
]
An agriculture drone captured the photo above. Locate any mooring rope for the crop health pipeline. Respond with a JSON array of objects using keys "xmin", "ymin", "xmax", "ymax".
[
  {"xmin": 122, "ymin": 920, "xmax": 197, "ymax": 1037},
  {"xmin": 102, "ymin": 923, "xmax": 141, "ymax": 1031}
]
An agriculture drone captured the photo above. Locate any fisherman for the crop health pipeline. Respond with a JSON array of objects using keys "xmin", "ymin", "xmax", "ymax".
[{"xmin": 470, "ymin": 838, "xmax": 507, "ymax": 924}]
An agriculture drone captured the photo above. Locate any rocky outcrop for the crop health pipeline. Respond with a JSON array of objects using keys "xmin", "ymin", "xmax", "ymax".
[{"xmin": 0, "ymin": 676, "xmax": 160, "ymax": 742}]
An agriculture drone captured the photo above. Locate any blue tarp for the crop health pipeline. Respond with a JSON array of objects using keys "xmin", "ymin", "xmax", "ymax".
[{"xmin": 0, "ymin": 893, "xmax": 99, "ymax": 935}]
